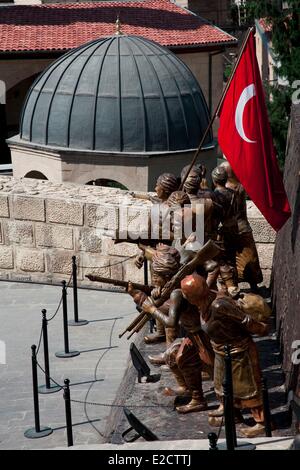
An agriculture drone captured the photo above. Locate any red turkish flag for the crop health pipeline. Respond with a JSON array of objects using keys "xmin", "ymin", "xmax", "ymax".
[{"xmin": 218, "ymin": 30, "xmax": 291, "ymax": 231}]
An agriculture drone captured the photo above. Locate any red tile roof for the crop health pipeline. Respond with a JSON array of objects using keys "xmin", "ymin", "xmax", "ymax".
[
  {"xmin": 258, "ymin": 18, "xmax": 273, "ymax": 34},
  {"xmin": 0, "ymin": 1, "xmax": 237, "ymax": 53}
]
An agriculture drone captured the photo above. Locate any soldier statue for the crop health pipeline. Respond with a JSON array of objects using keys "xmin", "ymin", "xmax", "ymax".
[
  {"xmin": 141, "ymin": 281, "xmax": 215, "ymax": 414},
  {"xmin": 128, "ymin": 246, "xmax": 180, "ymax": 365},
  {"xmin": 220, "ymin": 161, "xmax": 263, "ymax": 292},
  {"xmin": 180, "ymin": 272, "xmax": 269, "ymax": 437}
]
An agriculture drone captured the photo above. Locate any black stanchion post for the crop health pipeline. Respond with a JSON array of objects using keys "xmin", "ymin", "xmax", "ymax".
[
  {"xmin": 208, "ymin": 432, "xmax": 219, "ymax": 450},
  {"xmin": 63, "ymin": 379, "xmax": 74, "ymax": 447},
  {"xmin": 221, "ymin": 346, "xmax": 256, "ymax": 451},
  {"xmin": 39, "ymin": 310, "xmax": 61, "ymax": 394},
  {"xmin": 262, "ymin": 377, "xmax": 272, "ymax": 437},
  {"xmin": 223, "ymin": 362, "xmax": 235, "ymax": 450},
  {"xmin": 68, "ymin": 256, "xmax": 88, "ymax": 327},
  {"xmin": 144, "ymin": 258, "xmax": 149, "ymax": 286},
  {"xmin": 144, "ymin": 258, "xmax": 155, "ymax": 333},
  {"xmin": 56, "ymin": 281, "xmax": 80, "ymax": 358},
  {"xmin": 224, "ymin": 345, "xmax": 237, "ymax": 448},
  {"xmin": 24, "ymin": 345, "xmax": 53, "ymax": 439}
]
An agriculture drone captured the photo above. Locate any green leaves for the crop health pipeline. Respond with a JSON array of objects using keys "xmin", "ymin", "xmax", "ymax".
[{"xmin": 245, "ymin": 1, "xmax": 300, "ymax": 164}]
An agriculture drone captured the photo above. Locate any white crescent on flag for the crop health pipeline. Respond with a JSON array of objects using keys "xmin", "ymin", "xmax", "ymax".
[{"xmin": 235, "ymin": 84, "xmax": 256, "ymax": 144}]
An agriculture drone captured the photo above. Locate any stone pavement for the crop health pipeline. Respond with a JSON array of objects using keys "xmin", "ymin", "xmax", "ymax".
[
  {"xmin": 0, "ymin": 281, "xmax": 138, "ymax": 450},
  {"xmin": 57, "ymin": 436, "xmax": 294, "ymax": 451}
]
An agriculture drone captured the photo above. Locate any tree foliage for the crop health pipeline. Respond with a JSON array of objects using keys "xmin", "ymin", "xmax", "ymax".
[{"xmin": 245, "ymin": 1, "xmax": 300, "ymax": 166}]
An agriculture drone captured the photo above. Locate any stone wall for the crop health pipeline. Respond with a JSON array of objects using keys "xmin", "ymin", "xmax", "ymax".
[
  {"xmin": 0, "ymin": 176, "xmax": 275, "ymax": 288},
  {"xmin": 0, "ymin": 176, "xmax": 147, "ymax": 287},
  {"xmin": 272, "ymin": 103, "xmax": 300, "ymax": 399}
]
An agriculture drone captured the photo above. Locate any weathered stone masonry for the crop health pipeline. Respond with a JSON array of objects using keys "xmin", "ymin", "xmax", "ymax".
[{"xmin": 0, "ymin": 176, "xmax": 275, "ymax": 288}]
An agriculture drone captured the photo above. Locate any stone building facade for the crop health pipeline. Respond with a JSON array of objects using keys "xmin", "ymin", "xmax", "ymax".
[
  {"xmin": 187, "ymin": 0, "xmax": 232, "ymax": 28},
  {"xmin": 272, "ymin": 103, "xmax": 300, "ymax": 415},
  {"xmin": 0, "ymin": 1, "xmax": 237, "ymax": 172}
]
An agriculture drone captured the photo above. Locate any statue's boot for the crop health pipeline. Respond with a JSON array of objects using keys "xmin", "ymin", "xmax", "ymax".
[
  {"xmin": 164, "ymin": 369, "xmax": 190, "ymax": 397},
  {"xmin": 220, "ymin": 263, "xmax": 238, "ymax": 290},
  {"xmin": 172, "ymin": 340, "xmax": 207, "ymax": 413},
  {"xmin": 165, "ymin": 327, "xmax": 178, "ymax": 347},
  {"xmin": 239, "ymin": 423, "xmax": 265, "ymax": 438},
  {"xmin": 176, "ymin": 391, "xmax": 208, "ymax": 414},
  {"xmin": 144, "ymin": 320, "xmax": 165, "ymax": 344},
  {"xmin": 152, "ymin": 327, "xmax": 178, "ymax": 368},
  {"xmin": 148, "ymin": 353, "xmax": 165, "ymax": 365},
  {"xmin": 208, "ymin": 403, "xmax": 224, "ymax": 417},
  {"xmin": 208, "ymin": 409, "xmax": 244, "ymax": 427}
]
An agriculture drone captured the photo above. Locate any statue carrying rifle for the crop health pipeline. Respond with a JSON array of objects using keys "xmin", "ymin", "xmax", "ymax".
[
  {"xmin": 85, "ymin": 274, "xmax": 152, "ymax": 339},
  {"xmin": 87, "ymin": 240, "xmax": 221, "ymax": 340}
]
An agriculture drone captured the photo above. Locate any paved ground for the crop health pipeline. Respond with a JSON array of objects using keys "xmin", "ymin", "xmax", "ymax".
[
  {"xmin": 0, "ymin": 281, "xmax": 137, "ymax": 450},
  {"xmin": 0, "ymin": 281, "xmax": 293, "ymax": 450}
]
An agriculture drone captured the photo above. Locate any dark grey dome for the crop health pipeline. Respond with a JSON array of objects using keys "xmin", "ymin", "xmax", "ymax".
[{"xmin": 20, "ymin": 35, "xmax": 213, "ymax": 153}]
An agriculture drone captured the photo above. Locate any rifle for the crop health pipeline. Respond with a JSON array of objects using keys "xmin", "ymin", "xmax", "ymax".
[
  {"xmin": 126, "ymin": 312, "xmax": 150, "ymax": 340},
  {"xmin": 85, "ymin": 274, "xmax": 153, "ymax": 296},
  {"xmin": 153, "ymin": 239, "xmax": 221, "ymax": 308},
  {"xmin": 125, "ymin": 239, "xmax": 221, "ymax": 339},
  {"xmin": 119, "ymin": 307, "xmax": 147, "ymax": 339},
  {"xmin": 114, "ymin": 238, "xmax": 172, "ymax": 247},
  {"xmin": 86, "ymin": 274, "xmax": 155, "ymax": 339}
]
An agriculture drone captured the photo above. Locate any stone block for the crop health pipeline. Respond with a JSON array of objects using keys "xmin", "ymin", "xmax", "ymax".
[
  {"xmin": 5, "ymin": 221, "xmax": 34, "ymax": 246},
  {"xmin": 257, "ymin": 243, "xmax": 274, "ymax": 270},
  {"xmin": 110, "ymin": 258, "xmax": 124, "ymax": 281},
  {"xmin": 249, "ymin": 218, "xmax": 276, "ymax": 243},
  {"xmin": 12, "ymin": 196, "xmax": 45, "ymax": 221},
  {"xmin": 0, "ymin": 246, "xmax": 13, "ymax": 269},
  {"xmin": 260, "ymin": 269, "xmax": 272, "ymax": 288},
  {"xmin": 47, "ymin": 250, "xmax": 74, "ymax": 275},
  {"xmin": 85, "ymin": 204, "xmax": 118, "ymax": 234},
  {"xmin": 16, "ymin": 248, "xmax": 45, "ymax": 272},
  {"xmin": 47, "ymin": 200, "xmax": 83, "ymax": 226},
  {"xmin": 78, "ymin": 228, "xmax": 102, "ymax": 253},
  {"xmin": 118, "ymin": 205, "xmax": 150, "ymax": 240},
  {"xmin": 123, "ymin": 259, "xmax": 144, "ymax": 284},
  {"xmin": 246, "ymin": 201, "xmax": 264, "ymax": 218},
  {"xmin": 10, "ymin": 273, "xmax": 32, "ymax": 282},
  {"xmin": 0, "ymin": 271, "xmax": 9, "ymax": 280},
  {"xmin": 0, "ymin": 196, "xmax": 9, "ymax": 218},
  {"xmin": 80, "ymin": 253, "xmax": 111, "ymax": 281},
  {"xmin": 36, "ymin": 223, "xmax": 73, "ymax": 250},
  {"xmin": 0, "ymin": 222, "xmax": 2, "ymax": 244},
  {"xmin": 103, "ymin": 238, "xmax": 140, "ymax": 257}
]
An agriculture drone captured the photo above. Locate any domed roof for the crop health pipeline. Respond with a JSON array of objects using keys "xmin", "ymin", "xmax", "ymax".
[{"xmin": 20, "ymin": 35, "xmax": 213, "ymax": 153}]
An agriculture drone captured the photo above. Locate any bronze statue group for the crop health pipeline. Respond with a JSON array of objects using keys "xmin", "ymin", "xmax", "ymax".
[{"xmin": 89, "ymin": 161, "xmax": 272, "ymax": 438}]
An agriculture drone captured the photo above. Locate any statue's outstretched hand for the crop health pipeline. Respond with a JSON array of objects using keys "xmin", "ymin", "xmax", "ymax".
[
  {"xmin": 127, "ymin": 281, "xmax": 140, "ymax": 298},
  {"xmin": 142, "ymin": 298, "xmax": 156, "ymax": 315},
  {"xmin": 134, "ymin": 254, "xmax": 145, "ymax": 269}
]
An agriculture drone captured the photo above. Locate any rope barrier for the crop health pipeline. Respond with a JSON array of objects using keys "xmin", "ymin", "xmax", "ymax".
[
  {"xmin": 217, "ymin": 416, "xmax": 224, "ymax": 442},
  {"xmin": 83, "ymin": 318, "xmax": 118, "ymax": 438},
  {"xmin": 47, "ymin": 273, "xmax": 73, "ymax": 323},
  {"xmin": 35, "ymin": 273, "xmax": 73, "ymax": 357},
  {"xmin": 78, "ymin": 255, "xmax": 136, "ymax": 271},
  {"xmin": 72, "ymin": 399, "xmax": 173, "ymax": 409},
  {"xmin": 36, "ymin": 360, "xmax": 63, "ymax": 389},
  {"xmin": 35, "ymin": 357, "xmax": 175, "ymax": 410},
  {"xmin": 36, "ymin": 326, "xmax": 43, "ymax": 356}
]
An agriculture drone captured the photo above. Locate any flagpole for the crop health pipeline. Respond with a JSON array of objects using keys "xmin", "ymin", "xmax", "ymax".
[{"xmin": 180, "ymin": 26, "xmax": 254, "ymax": 190}]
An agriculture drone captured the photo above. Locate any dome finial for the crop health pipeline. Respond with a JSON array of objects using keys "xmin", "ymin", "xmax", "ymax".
[{"xmin": 115, "ymin": 15, "xmax": 123, "ymax": 36}]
